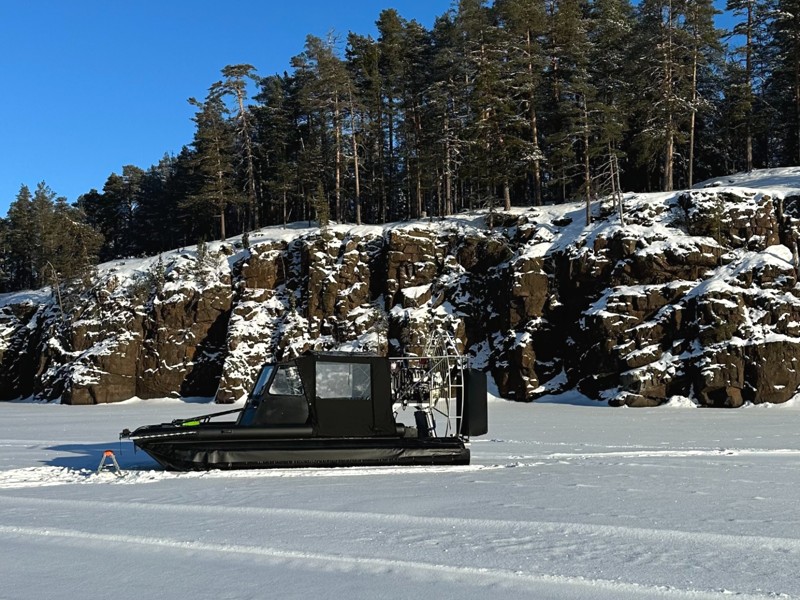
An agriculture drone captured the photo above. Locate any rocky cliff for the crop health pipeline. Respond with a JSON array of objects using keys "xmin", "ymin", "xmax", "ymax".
[{"xmin": 3, "ymin": 169, "xmax": 800, "ymax": 407}]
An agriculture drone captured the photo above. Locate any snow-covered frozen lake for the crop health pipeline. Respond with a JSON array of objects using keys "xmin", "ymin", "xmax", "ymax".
[{"xmin": 2, "ymin": 396, "xmax": 800, "ymax": 599}]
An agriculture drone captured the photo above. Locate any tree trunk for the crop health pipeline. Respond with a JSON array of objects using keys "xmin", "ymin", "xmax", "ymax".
[
  {"xmin": 334, "ymin": 92, "xmax": 342, "ymax": 223},
  {"xmin": 689, "ymin": 43, "xmax": 698, "ymax": 188},
  {"xmin": 796, "ymin": 21, "xmax": 800, "ymax": 165},
  {"xmin": 663, "ymin": 0, "xmax": 675, "ymax": 192},
  {"xmin": 349, "ymin": 88, "xmax": 362, "ymax": 226},
  {"xmin": 583, "ymin": 97, "xmax": 592, "ymax": 225},
  {"xmin": 415, "ymin": 108, "xmax": 423, "ymax": 218},
  {"xmin": 610, "ymin": 149, "xmax": 625, "ymax": 227},
  {"xmin": 746, "ymin": 1, "xmax": 754, "ymax": 171},
  {"xmin": 387, "ymin": 93, "xmax": 394, "ymax": 221},
  {"xmin": 487, "ymin": 184, "xmax": 495, "ymax": 229},
  {"xmin": 282, "ymin": 187, "xmax": 287, "ymax": 226},
  {"xmin": 436, "ymin": 168, "xmax": 443, "ymax": 217},
  {"xmin": 235, "ymin": 90, "xmax": 258, "ymax": 231},
  {"xmin": 213, "ymin": 129, "xmax": 227, "ymax": 241},
  {"xmin": 527, "ymin": 29, "xmax": 542, "ymax": 206},
  {"xmin": 664, "ymin": 123, "xmax": 674, "ymax": 192},
  {"xmin": 444, "ymin": 108, "xmax": 453, "ymax": 216},
  {"xmin": 218, "ymin": 203, "xmax": 227, "ymax": 241},
  {"xmin": 377, "ymin": 103, "xmax": 387, "ymax": 223}
]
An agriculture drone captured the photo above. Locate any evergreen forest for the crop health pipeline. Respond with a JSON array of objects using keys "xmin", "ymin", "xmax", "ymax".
[{"xmin": 1, "ymin": 0, "xmax": 797, "ymax": 293}]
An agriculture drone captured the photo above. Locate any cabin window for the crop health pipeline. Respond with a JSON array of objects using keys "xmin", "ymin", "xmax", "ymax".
[
  {"xmin": 269, "ymin": 365, "xmax": 303, "ymax": 396},
  {"xmin": 316, "ymin": 361, "xmax": 372, "ymax": 400},
  {"xmin": 251, "ymin": 366, "xmax": 274, "ymax": 399}
]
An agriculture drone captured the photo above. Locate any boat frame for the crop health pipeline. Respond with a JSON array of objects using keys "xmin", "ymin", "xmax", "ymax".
[{"xmin": 121, "ymin": 333, "xmax": 487, "ymax": 470}]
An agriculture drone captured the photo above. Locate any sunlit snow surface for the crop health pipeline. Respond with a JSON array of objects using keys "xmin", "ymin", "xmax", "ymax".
[{"xmin": 2, "ymin": 396, "xmax": 800, "ymax": 599}]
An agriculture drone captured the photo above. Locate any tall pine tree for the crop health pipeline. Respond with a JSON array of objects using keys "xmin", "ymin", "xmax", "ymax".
[
  {"xmin": 214, "ymin": 64, "xmax": 260, "ymax": 230},
  {"xmin": 185, "ymin": 90, "xmax": 241, "ymax": 241}
]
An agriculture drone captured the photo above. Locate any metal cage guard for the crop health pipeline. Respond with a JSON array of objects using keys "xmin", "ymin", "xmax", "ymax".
[{"xmin": 389, "ymin": 330, "xmax": 467, "ymax": 439}]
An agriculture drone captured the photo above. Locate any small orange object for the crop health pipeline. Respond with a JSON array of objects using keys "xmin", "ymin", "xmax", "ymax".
[{"xmin": 97, "ymin": 450, "xmax": 122, "ymax": 475}]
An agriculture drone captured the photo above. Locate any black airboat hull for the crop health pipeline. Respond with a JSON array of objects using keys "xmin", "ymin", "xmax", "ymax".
[{"xmin": 128, "ymin": 424, "xmax": 469, "ymax": 471}]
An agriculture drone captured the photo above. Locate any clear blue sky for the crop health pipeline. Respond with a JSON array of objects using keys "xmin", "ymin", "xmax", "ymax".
[{"xmin": 0, "ymin": 1, "xmax": 453, "ymax": 217}]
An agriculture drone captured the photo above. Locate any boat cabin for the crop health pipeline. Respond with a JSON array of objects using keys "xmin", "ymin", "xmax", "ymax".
[{"xmin": 237, "ymin": 353, "xmax": 397, "ymax": 438}]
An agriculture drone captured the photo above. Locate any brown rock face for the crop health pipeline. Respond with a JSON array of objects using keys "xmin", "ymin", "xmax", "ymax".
[
  {"xmin": 492, "ymin": 332, "xmax": 539, "ymax": 400},
  {"xmin": 509, "ymin": 256, "xmax": 549, "ymax": 328},
  {"xmin": 572, "ymin": 188, "xmax": 800, "ymax": 407},
  {"xmin": 22, "ymin": 251, "xmax": 236, "ymax": 404},
  {"xmin": 2, "ymin": 186, "xmax": 800, "ymax": 407},
  {"xmin": 385, "ymin": 228, "xmax": 442, "ymax": 305},
  {"xmin": 0, "ymin": 301, "xmax": 50, "ymax": 400},
  {"xmin": 679, "ymin": 190, "xmax": 780, "ymax": 250}
]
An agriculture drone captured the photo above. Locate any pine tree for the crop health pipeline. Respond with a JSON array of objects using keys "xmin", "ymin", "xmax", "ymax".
[
  {"xmin": 309, "ymin": 35, "xmax": 353, "ymax": 223},
  {"xmin": 30, "ymin": 182, "xmax": 58, "ymax": 285},
  {"xmin": 726, "ymin": 0, "xmax": 771, "ymax": 170},
  {"xmin": 6, "ymin": 183, "xmax": 101, "ymax": 291},
  {"xmin": 184, "ymin": 90, "xmax": 241, "ymax": 241},
  {"xmin": 290, "ymin": 39, "xmax": 333, "ymax": 224},
  {"xmin": 103, "ymin": 165, "xmax": 144, "ymax": 257},
  {"xmin": 542, "ymin": 0, "xmax": 597, "ymax": 214},
  {"xmin": 347, "ymin": 32, "xmax": 384, "ymax": 222},
  {"xmin": 455, "ymin": 0, "xmax": 508, "ymax": 214},
  {"xmin": 378, "ymin": 9, "xmax": 408, "ymax": 221},
  {"xmin": 214, "ymin": 64, "xmax": 260, "ymax": 230},
  {"xmin": 589, "ymin": 0, "xmax": 635, "ymax": 192},
  {"xmin": 684, "ymin": 0, "xmax": 722, "ymax": 187},
  {"xmin": 254, "ymin": 74, "xmax": 296, "ymax": 225},
  {"xmin": 765, "ymin": 0, "xmax": 800, "ymax": 164},
  {"xmin": 346, "ymin": 67, "xmax": 365, "ymax": 225},
  {"xmin": 426, "ymin": 14, "xmax": 466, "ymax": 216},
  {"xmin": 0, "ymin": 217, "xmax": 8, "ymax": 292},
  {"xmin": 134, "ymin": 154, "xmax": 179, "ymax": 254},
  {"xmin": 631, "ymin": 0, "xmax": 693, "ymax": 191},
  {"xmin": 289, "ymin": 34, "xmax": 366, "ymax": 226},
  {"xmin": 77, "ymin": 165, "xmax": 144, "ymax": 260},
  {"xmin": 5, "ymin": 185, "xmax": 35, "ymax": 290},
  {"xmin": 47, "ymin": 196, "xmax": 103, "ymax": 286},
  {"xmin": 167, "ymin": 146, "xmax": 203, "ymax": 247},
  {"xmin": 495, "ymin": 0, "xmax": 548, "ymax": 205},
  {"xmin": 399, "ymin": 19, "xmax": 432, "ymax": 220}
]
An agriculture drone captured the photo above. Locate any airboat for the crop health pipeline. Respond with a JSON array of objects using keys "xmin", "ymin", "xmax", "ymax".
[{"xmin": 120, "ymin": 332, "xmax": 488, "ymax": 470}]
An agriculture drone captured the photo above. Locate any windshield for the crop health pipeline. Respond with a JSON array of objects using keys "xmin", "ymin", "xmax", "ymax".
[{"xmin": 250, "ymin": 365, "xmax": 274, "ymax": 399}]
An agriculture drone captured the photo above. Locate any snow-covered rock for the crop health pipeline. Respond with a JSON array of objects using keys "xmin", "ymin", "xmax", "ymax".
[{"xmin": 3, "ymin": 168, "xmax": 800, "ymax": 406}]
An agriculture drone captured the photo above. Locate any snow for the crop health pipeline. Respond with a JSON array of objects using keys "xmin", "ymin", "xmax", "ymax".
[
  {"xmin": 696, "ymin": 166, "xmax": 800, "ymax": 195},
  {"xmin": 0, "ymin": 288, "xmax": 51, "ymax": 308},
  {"xmin": 400, "ymin": 283, "xmax": 432, "ymax": 300},
  {"xmin": 2, "ymin": 399, "xmax": 800, "ymax": 599}
]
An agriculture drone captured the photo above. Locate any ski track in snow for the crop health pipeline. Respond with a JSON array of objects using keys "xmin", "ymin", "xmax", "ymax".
[
  {"xmin": 4, "ymin": 401, "xmax": 800, "ymax": 599},
  {"xmin": 0, "ymin": 525, "xmax": 778, "ymax": 600},
  {"xmin": 3, "ymin": 494, "xmax": 800, "ymax": 552},
  {"xmin": 0, "ymin": 495, "xmax": 795, "ymax": 600}
]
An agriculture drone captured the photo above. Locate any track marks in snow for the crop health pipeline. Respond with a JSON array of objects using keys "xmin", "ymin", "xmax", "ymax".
[
  {"xmin": 476, "ymin": 439, "xmax": 800, "ymax": 463},
  {"xmin": 545, "ymin": 448, "xmax": 800, "ymax": 460},
  {"xmin": 0, "ymin": 524, "xmax": 780, "ymax": 600},
  {"xmin": 3, "ymin": 493, "xmax": 800, "ymax": 554},
  {"xmin": 1, "ymin": 494, "xmax": 798, "ymax": 599}
]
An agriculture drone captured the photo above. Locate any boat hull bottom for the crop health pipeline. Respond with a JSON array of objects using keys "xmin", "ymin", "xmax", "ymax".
[{"xmin": 132, "ymin": 436, "xmax": 469, "ymax": 471}]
